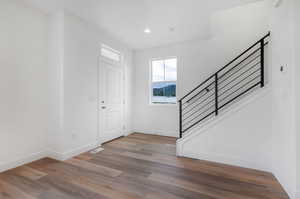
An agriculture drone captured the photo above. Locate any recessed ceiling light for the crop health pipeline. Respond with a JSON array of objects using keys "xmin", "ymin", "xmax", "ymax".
[{"xmin": 144, "ymin": 28, "xmax": 151, "ymax": 34}]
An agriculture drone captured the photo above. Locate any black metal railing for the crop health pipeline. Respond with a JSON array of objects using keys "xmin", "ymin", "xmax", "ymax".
[{"xmin": 178, "ymin": 32, "xmax": 270, "ymax": 138}]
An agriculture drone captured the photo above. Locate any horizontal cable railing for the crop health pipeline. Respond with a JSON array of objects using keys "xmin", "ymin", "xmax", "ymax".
[{"xmin": 179, "ymin": 32, "xmax": 270, "ymax": 138}]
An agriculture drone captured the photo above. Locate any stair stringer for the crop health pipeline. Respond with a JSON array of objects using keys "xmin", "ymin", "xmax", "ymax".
[{"xmin": 177, "ymin": 85, "xmax": 272, "ymax": 172}]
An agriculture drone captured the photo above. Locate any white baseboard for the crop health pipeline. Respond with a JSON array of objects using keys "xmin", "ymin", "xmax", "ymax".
[
  {"xmin": 124, "ymin": 130, "xmax": 134, "ymax": 136},
  {"xmin": 46, "ymin": 150, "xmax": 64, "ymax": 161},
  {"xmin": 272, "ymin": 172, "xmax": 298, "ymax": 199},
  {"xmin": 48, "ymin": 142, "xmax": 98, "ymax": 161},
  {"xmin": 181, "ymin": 150, "xmax": 270, "ymax": 172},
  {"xmin": 0, "ymin": 142, "xmax": 99, "ymax": 173},
  {"xmin": 134, "ymin": 130, "xmax": 178, "ymax": 138},
  {"xmin": 0, "ymin": 151, "xmax": 47, "ymax": 173}
]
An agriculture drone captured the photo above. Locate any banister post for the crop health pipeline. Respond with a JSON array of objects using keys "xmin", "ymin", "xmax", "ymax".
[
  {"xmin": 260, "ymin": 39, "xmax": 265, "ymax": 87},
  {"xmin": 215, "ymin": 74, "xmax": 219, "ymax": 116},
  {"xmin": 179, "ymin": 100, "xmax": 183, "ymax": 138}
]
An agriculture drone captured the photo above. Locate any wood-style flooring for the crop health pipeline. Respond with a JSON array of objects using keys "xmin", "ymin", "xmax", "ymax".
[{"xmin": 0, "ymin": 133, "xmax": 289, "ymax": 199}]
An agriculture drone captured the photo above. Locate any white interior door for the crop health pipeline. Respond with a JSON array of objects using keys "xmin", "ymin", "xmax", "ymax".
[{"xmin": 98, "ymin": 58, "xmax": 124, "ymax": 144}]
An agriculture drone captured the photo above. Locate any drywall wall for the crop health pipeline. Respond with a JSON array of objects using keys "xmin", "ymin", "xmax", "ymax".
[
  {"xmin": 133, "ymin": 1, "xmax": 269, "ymax": 137},
  {"xmin": 47, "ymin": 12, "xmax": 65, "ymax": 155},
  {"xmin": 48, "ymin": 11, "xmax": 134, "ymax": 158},
  {"xmin": 180, "ymin": 88, "xmax": 273, "ymax": 171},
  {"xmin": 179, "ymin": 0, "xmax": 298, "ymax": 197},
  {"xmin": 268, "ymin": 0, "xmax": 297, "ymax": 197},
  {"xmin": 0, "ymin": 0, "xmax": 50, "ymax": 170},
  {"xmin": 294, "ymin": 0, "xmax": 300, "ymax": 197},
  {"xmin": 63, "ymin": 12, "xmax": 134, "ymax": 153},
  {"xmin": 0, "ymin": 0, "xmax": 134, "ymax": 167}
]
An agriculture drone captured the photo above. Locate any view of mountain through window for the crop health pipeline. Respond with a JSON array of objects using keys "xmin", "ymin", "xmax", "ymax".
[{"xmin": 151, "ymin": 58, "xmax": 177, "ymax": 104}]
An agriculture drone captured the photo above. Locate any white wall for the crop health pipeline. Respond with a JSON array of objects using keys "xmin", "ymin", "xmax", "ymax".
[
  {"xmin": 268, "ymin": 0, "xmax": 297, "ymax": 197},
  {"xmin": 180, "ymin": 89, "xmax": 273, "ymax": 171},
  {"xmin": 0, "ymin": 2, "xmax": 297, "ymax": 198},
  {"xmin": 133, "ymin": 0, "xmax": 298, "ymax": 197},
  {"xmin": 48, "ymin": 12, "xmax": 134, "ymax": 158},
  {"xmin": 0, "ymin": 0, "xmax": 50, "ymax": 170},
  {"xmin": 294, "ymin": 0, "xmax": 300, "ymax": 197},
  {"xmin": 47, "ymin": 12, "xmax": 65, "ymax": 154},
  {"xmin": 0, "ymin": 0, "xmax": 134, "ymax": 168},
  {"xmin": 178, "ymin": 1, "xmax": 299, "ymax": 197},
  {"xmin": 133, "ymin": 2, "xmax": 269, "ymax": 137}
]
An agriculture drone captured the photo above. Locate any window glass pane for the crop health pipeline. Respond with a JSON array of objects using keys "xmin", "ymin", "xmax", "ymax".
[
  {"xmin": 165, "ymin": 58, "xmax": 177, "ymax": 81},
  {"xmin": 152, "ymin": 60, "xmax": 165, "ymax": 81},
  {"xmin": 101, "ymin": 47, "xmax": 121, "ymax": 62},
  {"xmin": 152, "ymin": 82, "xmax": 176, "ymax": 104}
]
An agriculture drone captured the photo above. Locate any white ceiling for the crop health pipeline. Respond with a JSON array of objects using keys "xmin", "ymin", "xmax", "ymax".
[{"xmin": 22, "ymin": 0, "xmax": 261, "ymax": 49}]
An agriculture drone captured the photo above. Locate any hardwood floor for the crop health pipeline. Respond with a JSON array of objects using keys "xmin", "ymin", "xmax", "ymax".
[{"xmin": 0, "ymin": 133, "xmax": 289, "ymax": 199}]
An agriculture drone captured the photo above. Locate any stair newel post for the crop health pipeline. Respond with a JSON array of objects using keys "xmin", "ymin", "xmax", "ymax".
[
  {"xmin": 260, "ymin": 39, "xmax": 265, "ymax": 88},
  {"xmin": 179, "ymin": 100, "xmax": 183, "ymax": 138},
  {"xmin": 215, "ymin": 74, "xmax": 219, "ymax": 116}
]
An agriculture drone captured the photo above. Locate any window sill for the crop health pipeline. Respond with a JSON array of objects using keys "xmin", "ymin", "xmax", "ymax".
[{"xmin": 149, "ymin": 103, "xmax": 178, "ymax": 107}]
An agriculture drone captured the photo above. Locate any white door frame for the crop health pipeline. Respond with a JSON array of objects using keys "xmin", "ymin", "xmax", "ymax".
[{"xmin": 97, "ymin": 54, "xmax": 125, "ymax": 146}]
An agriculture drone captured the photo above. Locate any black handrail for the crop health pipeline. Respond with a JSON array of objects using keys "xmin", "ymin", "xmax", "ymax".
[
  {"xmin": 178, "ymin": 32, "xmax": 270, "ymax": 138},
  {"xmin": 179, "ymin": 32, "xmax": 270, "ymax": 102}
]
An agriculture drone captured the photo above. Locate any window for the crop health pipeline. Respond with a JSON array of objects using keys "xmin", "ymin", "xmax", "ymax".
[
  {"xmin": 101, "ymin": 45, "xmax": 121, "ymax": 62},
  {"xmin": 150, "ymin": 58, "xmax": 177, "ymax": 104}
]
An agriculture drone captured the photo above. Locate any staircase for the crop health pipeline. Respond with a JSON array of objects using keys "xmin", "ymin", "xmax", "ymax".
[{"xmin": 178, "ymin": 32, "xmax": 270, "ymax": 138}]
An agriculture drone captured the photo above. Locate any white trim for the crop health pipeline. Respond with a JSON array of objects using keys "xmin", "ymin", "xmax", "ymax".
[
  {"xmin": 100, "ymin": 55, "xmax": 122, "ymax": 67},
  {"xmin": 0, "ymin": 142, "xmax": 101, "ymax": 173},
  {"xmin": 98, "ymin": 49, "xmax": 126, "ymax": 145},
  {"xmin": 47, "ymin": 142, "xmax": 98, "ymax": 161},
  {"xmin": 58, "ymin": 141, "xmax": 98, "ymax": 160},
  {"xmin": 149, "ymin": 103, "xmax": 177, "ymax": 107},
  {"xmin": 150, "ymin": 56, "xmax": 178, "ymax": 63},
  {"xmin": 101, "ymin": 44, "xmax": 122, "ymax": 63},
  {"xmin": 46, "ymin": 150, "xmax": 64, "ymax": 161},
  {"xmin": 134, "ymin": 130, "xmax": 178, "ymax": 138},
  {"xmin": 272, "ymin": 171, "xmax": 300, "ymax": 199},
  {"xmin": 101, "ymin": 44, "xmax": 121, "ymax": 56},
  {"xmin": 124, "ymin": 130, "xmax": 134, "ymax": 136},
  {"xmin": 149, "ymin": 57, "xmax": 178, "ymax": 105},
  {"xmin": 272, "ymin": 172, "xmax": 298, "ymax": 199},
  {"xmin": 181, "ymin": 150, "xmax": 270, "ymax": 172},
  {"xmin": 0, "ymin": 151, "xmax": 47, "ymax": 172}
]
